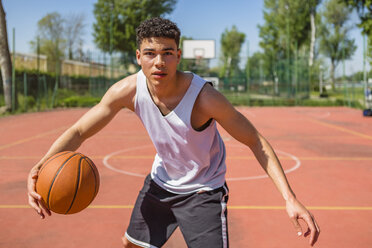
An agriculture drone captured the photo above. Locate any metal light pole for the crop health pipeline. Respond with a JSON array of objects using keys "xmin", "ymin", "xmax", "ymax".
[
  {"xmin": 319, "ymin": 65, "xmax": 323, "ymax": 95},
  {"xmin": 246, "ymin": 40, "xmax": 250, "ymax": 90},
  {"xmin": 110, "ymin": 3, "xmax": 114, "ymax": 87},
  {"xmin": 285, "ymin": 4, "xmax": 291, "ymax": 98},
  {"xmin": 11, "ymin": 28, "xmax": 15, "ymax": 112}
]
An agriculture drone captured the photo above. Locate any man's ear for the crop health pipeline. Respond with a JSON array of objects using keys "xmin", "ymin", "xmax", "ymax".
[
  {"xmin": 136, "ymin": 49, "xmax": 141, "ymax": 65},
  {"xmin": 177, "ymin": 49, "xmax": 182, "ymax": 64}
]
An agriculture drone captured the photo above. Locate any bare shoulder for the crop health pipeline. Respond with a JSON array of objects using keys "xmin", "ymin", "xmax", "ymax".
[
  {"xmin": 198, "ymin": 83, "xmax": 233, "ymax": 110},
  {"xmin": 195, "ymin": 82, "xmax": 236, "ymax": 121},
  {"xmin": 101, "ymin": 73, "xmax": 137, "ymax": 111}
]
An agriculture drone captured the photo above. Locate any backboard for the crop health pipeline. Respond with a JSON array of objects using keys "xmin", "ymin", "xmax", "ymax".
[{"xmin": 182, "ymin": 40, "xmax": 215, "ymax": 59}]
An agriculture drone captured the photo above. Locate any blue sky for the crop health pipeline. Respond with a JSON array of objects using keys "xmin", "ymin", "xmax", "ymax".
[{"xmin": 3, "ymin": 0, "xmax": 368, "ymax": 75}]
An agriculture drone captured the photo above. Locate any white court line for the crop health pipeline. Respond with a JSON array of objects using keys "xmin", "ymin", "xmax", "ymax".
[
  {"xmin": 226, "ymin": 147, "xmax": 301, "ymax": 181},
  {"xmin": 103, "ymin": 145, "xmax": 301, "ymax": 181},
  {"xmin": 293, "ymin": 109, "xmax": 331, "ymax": 119},
  {"xmin": 308, "ymin": 111, "xmax": 331, "ymax": 119},
  {"xmin": 103, "ymin": 145, "xmax": 152, "ymax": 178}
]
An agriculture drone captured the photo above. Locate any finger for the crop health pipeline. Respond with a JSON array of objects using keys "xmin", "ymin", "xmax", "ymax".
[
  {"xmin": 310, "ymin": 216, "xmax": 320, "ymax": 246},
  {"xmin": 29, "ymin": 191, "xmax": 42, "ymax": 201},
  {"xmin": 31, "ymin": 172, "xmax": 39, "ymax": 179},
  {"xmin": 27, "ymin": 176, "xmax": 38, "ymax": 193},
  {"xmin": 28, "ymin": 196, "xmax": 45, "ymax": 219},
  {"xmin": 28, "ymin": 197, "xmax": 41, "ymax": 213},
  {"xmin": 39, "ymin": 198, "xmax": 52, "ymax": 216},
  {"xmin": 29, "ymin": 168, "xmax": 39, "ymax": 180},
  {"xmin": 312, "ymin": 214, "xmax": 321, "ymax": 233},
  {"xmin": 303, "ymin": 215, "xmax": 318, "ymax": 246},
  {"xmin": 310, "ymin": 228, "xmax": 319, "ymax": 247},
  {"xmin": 290, "ymin": 217, "xmax": 303, "ymax": 236}
]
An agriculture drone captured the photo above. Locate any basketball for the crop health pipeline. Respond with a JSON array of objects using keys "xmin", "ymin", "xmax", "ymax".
[{"xmin": 36, "ymin": 151, "xmax": 100, "ymax": 215}]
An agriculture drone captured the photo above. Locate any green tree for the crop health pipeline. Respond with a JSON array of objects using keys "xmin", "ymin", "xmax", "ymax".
[
  {"xmin": 344, "ymin": 0, "xmax": 372, "ymax": 63},
  {"xmin": 65, "ymin": 13, "xmax": 86, "ymax": 60},
  {"xmin": 93, "ymin": 0, "xmax": 176, "ymax": 64},
  {"xmin": 258, "ymin": 0, "xmax": 280, "ymax": 81},
  {"xmin": 258, "ymin": 0, "xmax": 318, "ymax": 81},
  {"xmin": 245, "ymin": 52, "xmax": 268, "ymax": 83},
  {"xmin": 319, "ymin": 0, "xmax": 356, "ymax": 90},
  {"xmin": 0, "ymin": 0, "xmax": 13, "ymax": 111},
  {"xmin": 219, "ymin": 25, "xmax": 245, "ymax": 78},
  {"xmin": 30, "ymin": 12, "xmax": 66, "ymax": 73}
]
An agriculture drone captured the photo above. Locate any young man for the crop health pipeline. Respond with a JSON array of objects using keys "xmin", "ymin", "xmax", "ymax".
[{"xmin": 27, "ymin": 17, "xmax": 320, "ymax": 248}]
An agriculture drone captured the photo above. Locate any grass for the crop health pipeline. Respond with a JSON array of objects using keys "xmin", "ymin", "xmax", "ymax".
[
  {"xmin": 0, "ymin": 89, "xmax": 101, "ymax": 116},
  {"xmin": 223, "ymin": 88, "xmax": 366, "ymax": 109},
  {"xmin": 0, "ymin": 87, "xmax": 368, "ymax": 117}
]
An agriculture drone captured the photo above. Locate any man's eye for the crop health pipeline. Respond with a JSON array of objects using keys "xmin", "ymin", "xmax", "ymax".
[
  {"xmin": 144, "ymin": 52, "xmax": 154, "ymax": 55},
  {"xmin": 164, "ymin": 52, "xmax": 173, "ymax": 55}
]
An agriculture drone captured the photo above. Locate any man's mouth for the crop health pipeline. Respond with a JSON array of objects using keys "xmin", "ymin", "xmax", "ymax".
[
  {"xmin": 152, "ymin": 72, "xmax": 167, "ymax": 77},
  {"xmin": 152, "ymin": 71, "xmax": 167, "ymax": 76}
]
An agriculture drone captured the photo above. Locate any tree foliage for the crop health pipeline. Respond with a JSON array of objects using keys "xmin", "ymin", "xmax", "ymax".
[
  {"xmin": 258, "ymin": 0, "xmax": 321, "ymax": 81},
  {"xmin": 30, "ymin": 12, "xmax": 66, "ymax": 73},
  {"xmin": 344, "ymin": 0, "xmax": 372, "ymax": 62},
  {"xmin": 65, "ymin": 13, "xmax": 86, "ymax": 60},
  {"xmin": 245, "ymin": 52, "xmax": 269, "ymax": 82},
  {"xmin": 319, "ymin": 0, "xmax": 356, "ymax": 89},
  {"xmin": 30, "ymin": 12, "xmax": 87, "ymax": 72},
  {"xmin": 219, "ymin": 25, "xmax": 245, "ymax": 78},
  {"xmin": 258, "ymin": 0, "xmax": 315, "ymax": 56},
  {"xmin": 93, "ymin": 0, "xmax": 176, "ymax": 63}
]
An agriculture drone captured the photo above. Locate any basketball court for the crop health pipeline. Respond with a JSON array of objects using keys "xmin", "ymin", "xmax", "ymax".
[{"xmin": 0, "ymin": 106, "xmax": 371, "ymax": 247}]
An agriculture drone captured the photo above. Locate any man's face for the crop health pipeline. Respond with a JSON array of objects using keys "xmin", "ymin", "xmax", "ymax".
[{"xmin": 136, "ymin": 37, "xmax": 181, "ymax": 83}]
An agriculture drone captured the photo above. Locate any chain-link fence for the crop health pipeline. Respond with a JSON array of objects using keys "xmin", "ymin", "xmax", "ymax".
[
  {"xmin": 0, "ymin": 71, "xmax": 127, "ymax": 112},
  {"xmin": 1, "ymin": 44, "xmax": 371, "ymax": 112}
]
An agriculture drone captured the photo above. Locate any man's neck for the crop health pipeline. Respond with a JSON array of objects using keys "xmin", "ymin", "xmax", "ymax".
[{"xmin": 147, "ymin": 71, "xmax": 183, "ymax": 100}]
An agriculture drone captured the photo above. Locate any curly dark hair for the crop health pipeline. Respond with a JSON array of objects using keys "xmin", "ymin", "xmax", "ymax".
[{"xmin": 136, "ymin": 17, "xmax": 181, "ymax": 49}]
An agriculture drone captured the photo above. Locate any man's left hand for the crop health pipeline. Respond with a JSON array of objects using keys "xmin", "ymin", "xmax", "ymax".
[{"xmin": 286, "ymin": 198, "xmax": 320, "ymax": 246}]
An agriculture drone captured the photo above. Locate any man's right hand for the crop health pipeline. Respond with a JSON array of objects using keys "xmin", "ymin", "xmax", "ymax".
[{"xmin": 27, "ymin": 165, "xmax": 52, "ymax": 219}]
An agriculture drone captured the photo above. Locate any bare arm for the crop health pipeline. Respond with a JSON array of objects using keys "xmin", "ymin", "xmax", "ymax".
[
  {"xmin": 27, "ymin": 75, "xmax": 137, "ymax": 218},
  {"xmin": 196, "ymin": 84, "xmax": 320, "ymax": 246}
]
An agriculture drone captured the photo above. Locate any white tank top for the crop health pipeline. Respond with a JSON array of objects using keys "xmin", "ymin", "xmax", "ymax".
[{"xmin": 134, "ymin": 70, "xmax": 226, "ymax": 194}]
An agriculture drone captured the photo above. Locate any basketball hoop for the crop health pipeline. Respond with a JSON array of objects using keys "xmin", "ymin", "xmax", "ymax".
[
  {"xmin": 194, "ymin": 48, "xmax": 204, "ymax": 65},
  {"xmin": 182, "ymin": 40, "xmax": 215, "ymax": 59},
  {"xmin": 195, "ymin": 55, "xmax": 203, "ymax": 65}
]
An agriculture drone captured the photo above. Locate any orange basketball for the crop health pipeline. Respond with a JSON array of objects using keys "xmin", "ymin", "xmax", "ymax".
[{"xmin": 36, "ymin": 151, "xmax": 100, "ymax": 214}]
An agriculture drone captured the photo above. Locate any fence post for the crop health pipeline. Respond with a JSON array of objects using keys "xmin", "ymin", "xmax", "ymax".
[
  {"xmin": 51, "ymin": 41, "xmax": 60, "ymax": 108},
  {"xmin": 37, "ymin": 36, "xmax": 41, "ymax": 111},
  {"xmin": 363, "ymin": 35, "xmax": 368, "ymax": 109},
  {"xmin": 12, "ymin": 28, "xmax": 15, "ymax": 112},
  {"xmin": 294, "ymin": 42, "xmax": 298, "ymax": 104},
  {"xmin": 88, "ymin": 50, "xmax": 92, "ymax": 96},
  {"xmin": 42, "ymin": 75, "xmax": 49, "ymax": 107},
  {"xmin": 51, "ymin": 70, "xmax": 59, "ymax": 108},
  {"xmin": 110, "ymin": 9, "xmax": 114, "ymax": 87},
  {"xmin": 342, "ymin": 39, "xmax": 350, "ymax": 107},
  {"xmin": 246, "ymin": 40, "xmax": 250, "ymax": 105},
  {"xmin": 23, "ymin": 72, "xmax": 27, "ymax": 111}
]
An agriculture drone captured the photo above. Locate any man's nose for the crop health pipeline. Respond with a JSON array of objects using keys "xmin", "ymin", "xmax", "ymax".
[{"xmin": 155, "ymin": 54, "xmax": 165, "ymax": 67}]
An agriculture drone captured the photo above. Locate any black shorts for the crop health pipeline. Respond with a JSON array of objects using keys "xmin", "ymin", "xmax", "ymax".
[{"xmin": 125, "ymin": 175, "xmax": 229, "ymax": 248}]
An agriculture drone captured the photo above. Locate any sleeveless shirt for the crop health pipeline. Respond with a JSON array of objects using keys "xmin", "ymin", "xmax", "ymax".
[{"xmin": 134, "ymin": 70, "xmax": 226, "ymax": 194}]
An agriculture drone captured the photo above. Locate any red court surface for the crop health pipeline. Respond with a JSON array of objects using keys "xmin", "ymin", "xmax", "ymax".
[{"xmin": 0, "ymin": 106, "xmax": 371, "ymax": 247}]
